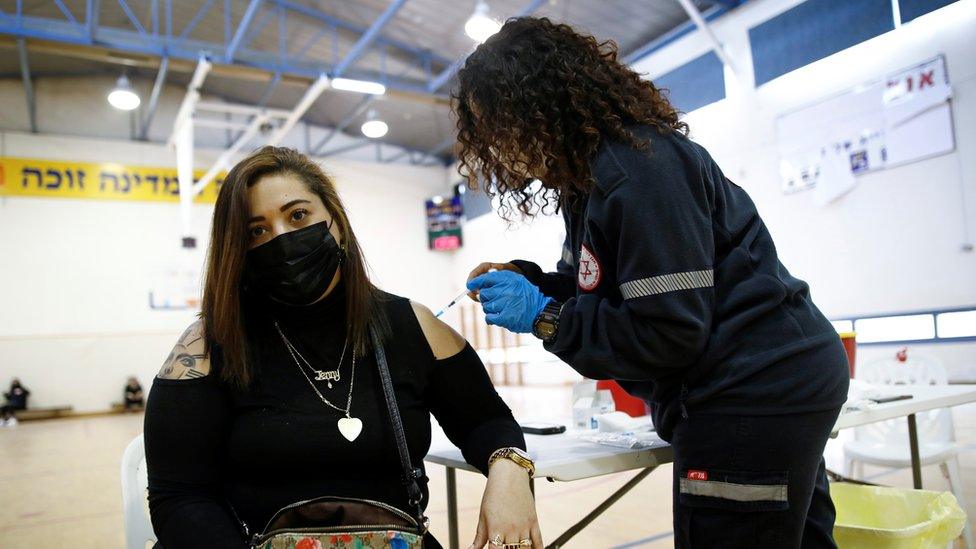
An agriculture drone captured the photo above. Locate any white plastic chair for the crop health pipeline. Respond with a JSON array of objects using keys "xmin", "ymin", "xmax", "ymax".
[
  {"xmin": 844, "ymin": 351, "xmax": 972, "ymax": 548},
  {"xmin": 121, "ymin": 433, "xmax": 157, "ymax": 549}
]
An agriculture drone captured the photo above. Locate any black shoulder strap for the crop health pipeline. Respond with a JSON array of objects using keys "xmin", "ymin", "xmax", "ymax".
[{"xmin": 369, "ymin": 324, "xmax": 427, "ymax": 525}]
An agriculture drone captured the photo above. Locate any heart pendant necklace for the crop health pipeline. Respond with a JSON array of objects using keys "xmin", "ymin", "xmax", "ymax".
[
  {"xmin": 276, "ymin": 321, "xmax": 362, "ymax": 442},
  {"xmin": 337, "ymin": 415, "xmax": 363, "ymax": 442}
]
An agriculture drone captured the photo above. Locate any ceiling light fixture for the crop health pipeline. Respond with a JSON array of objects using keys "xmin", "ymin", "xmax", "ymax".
[
  {"xmin": 464, "ymin": 0, "xmax": 501, "ymax": 43},
  {"xmin": 361, "ymin": 109, "xmax": 389, "ymax": 139},
  {"xmin": 107, "ymin": 75, "xmax": 141, "ymax": 111}
]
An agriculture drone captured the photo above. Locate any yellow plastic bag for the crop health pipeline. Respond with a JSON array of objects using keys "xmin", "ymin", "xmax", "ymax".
[{"xmin": 831, "ymin": 482, "xmax": 967, "ymax": 548}]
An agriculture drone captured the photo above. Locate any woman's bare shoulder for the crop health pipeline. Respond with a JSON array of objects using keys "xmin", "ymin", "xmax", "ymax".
[{"xmin": 408, "ymin": 301, "xmax": 467, "ymax": 360}]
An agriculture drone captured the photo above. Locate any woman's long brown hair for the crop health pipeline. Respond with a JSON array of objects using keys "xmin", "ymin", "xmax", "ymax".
[
  {"xmin": 454, "ymin": 16, "xmax": 688, "ymax": 220},
  {"xmin": 201, "ymin": 146, "xmax": 387, "ymax": 389}
]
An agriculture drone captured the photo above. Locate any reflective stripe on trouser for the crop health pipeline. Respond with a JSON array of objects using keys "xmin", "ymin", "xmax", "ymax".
[{"xmin": 679, "ymin": 478, "xmax": 788, "ymax": 503}]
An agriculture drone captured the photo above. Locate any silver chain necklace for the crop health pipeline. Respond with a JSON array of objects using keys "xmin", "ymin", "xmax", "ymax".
[
  {"xmin": 274, "ymin": 320, "xmax": 363, "ymax": 442},
  {"xmin": 274, "ymin": 322, "xmax": 346, "ymax": 389}
]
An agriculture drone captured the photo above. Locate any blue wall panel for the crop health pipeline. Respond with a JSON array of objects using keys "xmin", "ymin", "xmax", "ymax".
[
  {"xmin": 899, "ymin": 0, "xmax": 959, "ymax": 23},
  {"xmin": 749, "ymin": 0, "xmax": 894, "ymax": 86},
  {"xmin": 654, "ymin": 51, "xmax": 726, "ymax": 114}
]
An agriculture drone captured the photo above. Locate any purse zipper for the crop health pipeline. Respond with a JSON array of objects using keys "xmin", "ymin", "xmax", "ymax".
[{"xmin": 256, "ymin": 495, "xmax": 420, "ymax": 537}]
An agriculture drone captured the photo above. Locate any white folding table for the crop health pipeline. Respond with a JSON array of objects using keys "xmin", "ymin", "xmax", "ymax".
[
  {"xmin": 426, "ymin": 385, "xmax": 976, "ymax": 549},
  {"xmin": 833, "ymin": 385, "xmax": 976, "ymax": 489}
]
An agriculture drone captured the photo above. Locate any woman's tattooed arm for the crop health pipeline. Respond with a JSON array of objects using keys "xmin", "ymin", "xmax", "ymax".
[{"xmin": 157, "ymin": 321, "xmax": 210, "ymax": 380}]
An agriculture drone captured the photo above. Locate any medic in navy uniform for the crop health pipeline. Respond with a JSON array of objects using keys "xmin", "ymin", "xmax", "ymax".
[{"xmin": 454, "ymin": 18, "xmax": 850, "ymax": 548}]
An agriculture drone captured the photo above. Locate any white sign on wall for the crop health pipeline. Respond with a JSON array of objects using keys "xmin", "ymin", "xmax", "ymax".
[{"xmin": 776, "ymin": 55, "xmax": 954, "ymax": 202}]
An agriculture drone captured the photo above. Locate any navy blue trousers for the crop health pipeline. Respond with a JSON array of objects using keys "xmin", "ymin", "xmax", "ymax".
[{"xmin": 671, "ymin": 408, "xmax": 842, "ymax": 548}]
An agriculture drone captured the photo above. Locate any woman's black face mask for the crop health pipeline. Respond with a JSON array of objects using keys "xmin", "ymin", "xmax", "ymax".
[{"xmin": 244, "ymin": 221, "xmax": 345, "ymax": 306}]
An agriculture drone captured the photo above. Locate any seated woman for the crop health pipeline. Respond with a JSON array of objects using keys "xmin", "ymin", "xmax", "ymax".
[{"xmin": 144, "ymin": 146, "xmax": 541, "ymax": 548}]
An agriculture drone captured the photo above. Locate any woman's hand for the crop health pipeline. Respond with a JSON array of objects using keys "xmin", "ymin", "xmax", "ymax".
[
  {"xmin": 466, "ymin": 262, "xmax": 523, "ymax": 301},
  {"xmin": 469, "ymin": 460, "xmax": 543, "ymax": 549}
]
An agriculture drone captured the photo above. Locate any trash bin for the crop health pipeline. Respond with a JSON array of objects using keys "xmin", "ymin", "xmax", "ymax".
[
  {"xmin": 831, "ymin": 482, "xmax": 967, "ymax": 548},
  {"xmin": 839, "ymin": 331, "xmax": 857, "ymax": 377}
]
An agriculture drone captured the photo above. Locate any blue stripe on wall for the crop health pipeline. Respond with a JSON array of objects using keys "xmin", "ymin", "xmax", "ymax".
[
  {"xmin": 749, "ymin": 0, "xmax": 895, "ymax": 86},
  {"xmin": 899, "ymin": 0, "xmax": 959, "ymax": 23},
  {"xmin": 653, "ymin": 51, "xmax": 726, "ymax": 114}
]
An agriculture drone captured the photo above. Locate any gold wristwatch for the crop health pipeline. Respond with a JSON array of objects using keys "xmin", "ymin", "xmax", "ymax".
[{"xmin": 488, "ymin": 447, "xmax": 535, "ymax": 477}]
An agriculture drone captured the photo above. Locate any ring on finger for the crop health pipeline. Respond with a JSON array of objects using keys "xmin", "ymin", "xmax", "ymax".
[{"xmin": 489, "ymin": 534, "xmax": 505, "ymax": 546}]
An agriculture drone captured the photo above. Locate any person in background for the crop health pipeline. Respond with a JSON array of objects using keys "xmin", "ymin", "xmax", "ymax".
[
  {"xmin": 124, "ymin": 377, "xmax": 145, "ymax": 411},
  {"xmin": 2, "ymin": 378, "xmax": 30, "ymax": 427}
]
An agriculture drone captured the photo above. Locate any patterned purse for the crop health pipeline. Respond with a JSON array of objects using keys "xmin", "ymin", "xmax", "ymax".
[{"xmin": 250, "ymin": 327, "xmax": 429, "ymax": 549}]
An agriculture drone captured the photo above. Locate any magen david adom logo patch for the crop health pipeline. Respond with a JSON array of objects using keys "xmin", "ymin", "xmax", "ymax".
[{"xmin": 577, "ymin": 244, "xmax": 602, "ymax": 291}]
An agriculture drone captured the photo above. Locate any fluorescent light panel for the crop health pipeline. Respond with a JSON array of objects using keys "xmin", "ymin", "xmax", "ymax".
[{"xmin": 331, "ymin": 78, "xmax": 386, "ymax": 95}]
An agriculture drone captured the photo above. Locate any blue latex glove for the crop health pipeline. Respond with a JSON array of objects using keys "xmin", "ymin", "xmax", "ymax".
[{"xmin": 467, "ymin": 270, "xmax": 553, "ymax": 333}]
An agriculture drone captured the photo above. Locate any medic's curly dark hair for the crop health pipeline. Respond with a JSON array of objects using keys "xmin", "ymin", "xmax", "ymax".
[{"xmin": 453, "ymin": 17, "xmax": 688, "ymax": 219}]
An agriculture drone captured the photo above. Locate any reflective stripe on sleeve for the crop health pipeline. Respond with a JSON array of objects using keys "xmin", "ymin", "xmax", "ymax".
[{"xmin": 619, "ymin": 269, "xmax": 714, "ymax": 300}]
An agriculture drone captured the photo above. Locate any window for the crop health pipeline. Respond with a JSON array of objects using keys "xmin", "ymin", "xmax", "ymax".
[
  {"xmin": 831, "ymin": 320, "xmax": 854, "ymax": 333},
  {"xmin": 936, "ymin": 310, "xmax": 976, "ymax": 338},
  {"xmin": 854, "ymin": 314, "xmax": 935, "ymax": 343}
]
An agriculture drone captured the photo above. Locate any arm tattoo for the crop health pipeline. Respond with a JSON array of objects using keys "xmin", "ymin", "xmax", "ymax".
[
  {"xmin": 180, "ymin": 356, "xmax": 207, "ymax": 379},
  {"xmin": 158, "ymin": 322, "xmax": 210, "ymax": 380},
  {"xmin": 176, "ymin": 323, "xmax": 204, "ymax": 348}
]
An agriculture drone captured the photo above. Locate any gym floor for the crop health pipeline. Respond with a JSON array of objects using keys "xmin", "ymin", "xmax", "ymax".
[{"xmin": 2, "ymin": 386, "xmax": 974, "ymax": 548}]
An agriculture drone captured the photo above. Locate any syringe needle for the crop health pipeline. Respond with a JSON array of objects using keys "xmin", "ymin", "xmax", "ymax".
[{"xmin": 435, "ymin": 290, "xmax": 470, "ymax": 318}]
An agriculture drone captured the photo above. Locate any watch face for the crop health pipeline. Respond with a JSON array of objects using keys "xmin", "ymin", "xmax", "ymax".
[{"xmin": 538, "ymin": 323, "xmax": 556, "ymax": 338}]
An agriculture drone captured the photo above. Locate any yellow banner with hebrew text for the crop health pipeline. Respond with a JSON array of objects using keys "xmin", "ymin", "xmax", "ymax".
[{"xmin": 0, "ymin": 157, "xmax": 224, "ymax": 204}]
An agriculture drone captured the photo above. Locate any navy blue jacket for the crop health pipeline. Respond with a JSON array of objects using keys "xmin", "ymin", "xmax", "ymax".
[{"xmin": 513, "ymin": 126, "xmax": 849, "ymax": 441}]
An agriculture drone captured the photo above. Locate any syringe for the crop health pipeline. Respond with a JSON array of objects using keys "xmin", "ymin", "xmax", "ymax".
[{"xmin": 434, "ymin": 290, "xmax": 472, "ymax": 318}]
